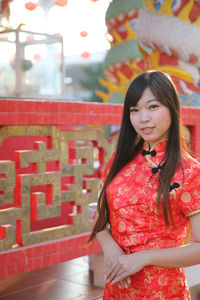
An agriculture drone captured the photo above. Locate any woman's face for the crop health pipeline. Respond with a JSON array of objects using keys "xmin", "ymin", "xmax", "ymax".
[{"xmin": 129, "ymin": 87, "xmax": 171, "ymax": 148}]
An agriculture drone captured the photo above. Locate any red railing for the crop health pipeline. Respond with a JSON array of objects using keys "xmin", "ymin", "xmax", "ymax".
[{"xmin": 0, "ymin": 99, "xmax": 200, "ymax": 278}]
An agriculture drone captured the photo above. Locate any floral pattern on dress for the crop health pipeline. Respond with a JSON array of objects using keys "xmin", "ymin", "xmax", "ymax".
[{"xmin": 101, "ymin": 141, "xmax": 200, "ymax": 299}]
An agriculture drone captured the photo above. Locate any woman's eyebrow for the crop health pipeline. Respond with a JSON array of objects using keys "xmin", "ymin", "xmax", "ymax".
[
  {"xmin": 130, "ymin": 99, "xmax": 158, "ymax": 107},
  {"xmin": 147, "ymin": 99, "xmax": 158, "ymax": 103}
]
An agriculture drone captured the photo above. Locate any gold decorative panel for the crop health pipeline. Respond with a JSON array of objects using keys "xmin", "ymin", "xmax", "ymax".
[{"xmin": 0, "ymin": 126, "xmax": 117, "ymax": 250}]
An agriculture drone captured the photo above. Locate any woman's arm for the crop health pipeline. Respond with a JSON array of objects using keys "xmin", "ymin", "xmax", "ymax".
[
  {"xmin": 107, "ymin": 213, "xmax": 200, "ymax": 285},
  {"xmin": 147, "ymin": 212, "xmax": 200, "ymax": 268},
  {"xmin": 95, "ymin": 223, "xmax": 131, "ymax": 288}
]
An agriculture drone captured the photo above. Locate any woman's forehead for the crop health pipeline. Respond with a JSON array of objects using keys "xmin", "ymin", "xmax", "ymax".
[
  {"xmin": 131, "ymin": 98, "xmax": 158, "ymax": 107},
  {"xmin": 129, "ymin": 88, "xmax": 158, "ymax": 106}
]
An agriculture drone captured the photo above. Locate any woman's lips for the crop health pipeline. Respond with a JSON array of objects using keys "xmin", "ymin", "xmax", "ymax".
[{"xmin": 141, "ymin": 127, "xmax": 154, "ymax": 134}]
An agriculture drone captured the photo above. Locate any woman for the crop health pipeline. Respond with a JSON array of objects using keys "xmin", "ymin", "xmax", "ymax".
[{"xmin": 89, "ymin": 71, "xmax": 200, "ymax": 299}]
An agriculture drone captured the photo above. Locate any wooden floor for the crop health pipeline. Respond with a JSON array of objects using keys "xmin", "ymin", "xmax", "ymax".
[
  {"xmin": 191, "ymin": 285, "xmax": 200, "ymax": 300},
  {"xmin": 0, "ymin": 255, "xmax": 200, "ymax": 300},
  {"xmin": 0, "ymin": 256, "xmax": 104, "ymax": 300}
]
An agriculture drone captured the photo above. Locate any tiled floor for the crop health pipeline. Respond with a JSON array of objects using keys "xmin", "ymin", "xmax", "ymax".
[
  {"xmin": 0, "ymin": 256, "xmax": 200, "ymax": 300},
  {"xmin": 0, "ymin": 256, "xmax": 104, "ymax": 300}
]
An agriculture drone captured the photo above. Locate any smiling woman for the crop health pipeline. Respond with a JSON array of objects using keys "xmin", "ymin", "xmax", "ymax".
[
  {"xmin": 129, "ymin": 88, "xmax": 171, "ymax": 148},
  {"xmin": 89, "ymin": 71, "xmax": 200, "ymax": 299}
]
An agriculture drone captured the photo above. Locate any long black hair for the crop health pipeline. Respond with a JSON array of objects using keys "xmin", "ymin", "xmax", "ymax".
[{"xmin": 89, "ymin": 71, "xmax": 187, "ymax": 241}]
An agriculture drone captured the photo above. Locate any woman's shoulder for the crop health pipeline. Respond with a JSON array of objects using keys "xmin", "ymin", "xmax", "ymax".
[{"xmin": 181, "ymin": 150, "xmax": 200, "ymax": 175}]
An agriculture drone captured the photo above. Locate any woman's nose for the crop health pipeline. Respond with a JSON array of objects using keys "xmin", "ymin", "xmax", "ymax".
[{"xmin": 139, "ymin": 110, "xmax": 150, "ymax": 122}]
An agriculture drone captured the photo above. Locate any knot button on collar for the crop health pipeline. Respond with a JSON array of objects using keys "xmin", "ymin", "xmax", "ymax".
[
  {"xmin": 170, "ymin": 182, "xmax": 180, "ymax": 192},
  {"xmin": 151, "ymin": 165, "xmax": 163, "ymax": 174},
  {"xmin": 142, "ymin": 149, "xmax": 157, "ymax": 157}
]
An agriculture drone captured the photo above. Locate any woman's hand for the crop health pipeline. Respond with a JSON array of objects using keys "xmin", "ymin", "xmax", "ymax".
[
  {"xmin": 95, "ymin": 226, "xmax": 131, "ymax": 288},
  {"xmin": 103, "ymin": 243, "xmax": 131, "ymax": 289},
  {"xmin": 106, "ymin": 250, "xmax": 149, "ymax": 285}
]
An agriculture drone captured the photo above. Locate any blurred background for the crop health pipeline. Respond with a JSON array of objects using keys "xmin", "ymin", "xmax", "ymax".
[
  {"xmin": 1, "ymin": 0, "xmax": 200, "ymax": 106},
  {"xmin": 0, "ymin": 2, "xmax": 200, "ymax": 298},
  {"xmin": 0, "ymin": 0, "xmax": 110, "ymax": 101}
]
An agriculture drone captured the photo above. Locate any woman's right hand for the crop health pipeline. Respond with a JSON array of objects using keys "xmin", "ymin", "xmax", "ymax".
[
  {"xmin": 94, "ymin": 218, "xmax": 131, "ymax": 289},
  {"xmin": 103, "ymin": 243, "xmax": 131, "ymax": 289}
]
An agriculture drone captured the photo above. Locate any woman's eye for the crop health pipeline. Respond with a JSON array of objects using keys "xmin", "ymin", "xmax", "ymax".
[{"xmin": 149, "ymin": 104, "xmax": 158, "ymax": 110}]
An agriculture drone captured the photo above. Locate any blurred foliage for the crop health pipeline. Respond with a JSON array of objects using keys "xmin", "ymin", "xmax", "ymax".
[{"xmin": 79, "ymin": 63, "xmax": 107, "ymax": 102}]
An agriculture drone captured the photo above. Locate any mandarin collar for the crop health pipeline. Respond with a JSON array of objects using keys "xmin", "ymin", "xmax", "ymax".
[
  {"xmin": 141, "ymin": 139, "xmax": 168, "ymax": 169},
  {"xmin": 143, "ymin": 139, "xmax": 168, "ymax": 154}
]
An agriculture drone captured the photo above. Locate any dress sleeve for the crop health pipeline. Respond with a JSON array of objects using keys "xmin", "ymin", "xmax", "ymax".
[
  {"xmin": 179, "ymin": 168, "xmax": 200, "ymax": 217},
  {"xmin": 101, "ymin": 152, "xmax": 115, "ymax": 184}
]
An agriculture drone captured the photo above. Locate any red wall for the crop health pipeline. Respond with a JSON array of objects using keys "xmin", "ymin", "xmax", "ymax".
[{"xmin": 0, "ymin": 99, "xmax": 200, "ymax": 279}]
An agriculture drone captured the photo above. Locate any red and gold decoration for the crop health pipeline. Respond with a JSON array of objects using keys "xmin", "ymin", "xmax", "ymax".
[
  {"xmin": 97, "ymin": 0, "xmax": 200, "ymax": 106},
  {"xmin": 0, "ymin": 123, "xmax": 114, "ymax": 250},
  {"xmin": 0, "ymin": 92, "xmax": 199, "ymax": 279},
  {"xmin": 95, "ymin": 0, "xmax": 144, "ymax": 103}
]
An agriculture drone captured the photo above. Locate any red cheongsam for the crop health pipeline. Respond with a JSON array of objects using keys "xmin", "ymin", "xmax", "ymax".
[{"xmin": 101, "ymin": 140, "xmax": 200, "ymax": 300}]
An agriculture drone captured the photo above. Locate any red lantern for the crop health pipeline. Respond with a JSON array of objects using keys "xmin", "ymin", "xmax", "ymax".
[
  {"xmin": 80, "ymin": 31, "xmax": 88, "ymax": 38},
  {"xmin": 26, "ymin": 35, "xmax": 34, "ymax": 41},
  {"xmin": 25, "ymin": 2, "xmax": 39, "ymax": 11},
  {"xmin": 54, "ymin": 0, "xmax": 68, "ymax": 7},
  {"xmin": 91, "ymin": 0, "xmax": 99, "ymax": 2},
  {"xmin": 34, "ymin": 54, "xmax": 42, "ymax": 61},
  {"xmin": 53, "ymin": 32, "xmax": 62, "ymax": 37},
  {"xmin": 81, "ymin": 52, "xmax": 91, "ymax": 59}
]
